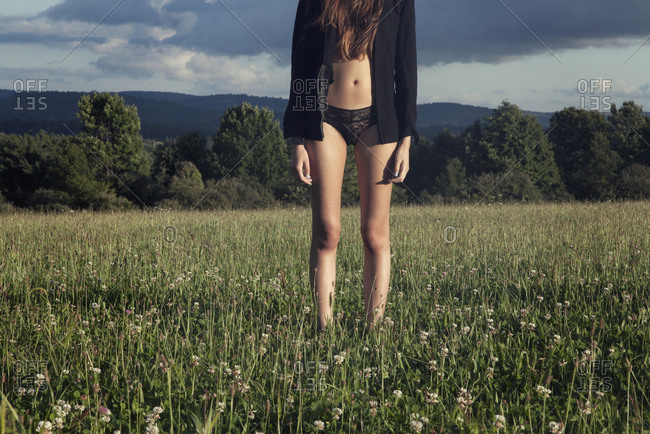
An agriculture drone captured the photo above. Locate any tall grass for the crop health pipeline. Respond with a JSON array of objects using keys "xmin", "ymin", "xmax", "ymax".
[{"xmin": 1, "ymin": 201, "xmax": 648, "ymax": 433}]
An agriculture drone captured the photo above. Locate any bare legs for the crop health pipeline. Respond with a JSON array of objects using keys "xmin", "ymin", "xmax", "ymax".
[
  {"xmin": 305, "ymin": 122, "xmax": 347, "ymax": 331},
  {"xmin": 305, "ymin": 123, "xmax": 397, "ymax": 332},
  {"xmin": 355, "ymin": 126, "xmax": 397, "ymax": 329}
]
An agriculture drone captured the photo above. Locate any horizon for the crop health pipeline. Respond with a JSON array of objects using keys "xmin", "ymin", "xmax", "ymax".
[{"xmin": 5, "ymin": 87, "xmax": 646, "ymax": 116}]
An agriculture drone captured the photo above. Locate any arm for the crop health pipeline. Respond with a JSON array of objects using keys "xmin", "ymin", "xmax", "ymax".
[
  {"xmin": 283, "ymin": 0, "xmax": 309, "ymax": 140},
  {"xmin": 394, "ymin": 0, "xmax": 419, "ymax": 145}
]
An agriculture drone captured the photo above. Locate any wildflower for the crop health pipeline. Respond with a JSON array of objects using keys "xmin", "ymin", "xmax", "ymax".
[
  {"xmin": 314, "ymin": 420, "xmax": 325, "ymax": 430},
  {"xmin": 424, "ymin": 389, "xmax": 439, "ymax": 405},
  {"xmin": 334, "ymin": 351, "xmax": 346, "ymax": 365},
  {"xmin": 393, "ymin": 389, "xmax": 403, "ymax": 399},
  {"xmin": 369, "ymin": 400, "xmax": 379, "ymax": 417},
  {"xmin": 333, "ymin": 407, "xmax": 343, "ymax": 420},
  {"xmin": 536, "ymin": 385, "xmax": 552, "ymax": 398},
  {"xmin": 456, "ymin": 388, "xmax": 473, "ymax": 411},
  {"xmin": 410, "ymin": 420, "xmax": 423, "ymax": 432},
  {"xmin": 98, "ymin": 405, "xmax": 112, "ymax": 424},
  {"xmin": 549, "ymin": 421, "xmax": 565, "ymax": 433},
  {"xmin": 216, "ymin": 402, "xmax": 226, "ymax": 413},
  {"xmin": 36, "ymin": 421, "xmax": 52, "ymax": 433},
  {"xmin": 494, "ymin": 414, "xmax": 506, "ymax": 429}
]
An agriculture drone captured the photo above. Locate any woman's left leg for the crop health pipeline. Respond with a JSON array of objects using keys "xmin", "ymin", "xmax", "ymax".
[{"xmin": 354, "ymin": 125, "xmax": 398, "ymax": 329}]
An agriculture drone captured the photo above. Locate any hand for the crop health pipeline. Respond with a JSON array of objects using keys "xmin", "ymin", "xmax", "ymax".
[
  {"xmin": 389, "ymin": 136, "xmax": 410, "ymax": 183},
  {"xmin": 290, "ymin": 143, "xmax": 312, "ymax": 185}
]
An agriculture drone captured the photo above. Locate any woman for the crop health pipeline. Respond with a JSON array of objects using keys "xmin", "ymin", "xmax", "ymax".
[{"xmin": 283, "ymin": 0, "xmax": 418, "ymax": 332}]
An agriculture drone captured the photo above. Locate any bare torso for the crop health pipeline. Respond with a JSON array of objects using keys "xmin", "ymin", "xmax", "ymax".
[{"xmin": 326, "ymin": 51, "xmax": 373, "ymax": 109}]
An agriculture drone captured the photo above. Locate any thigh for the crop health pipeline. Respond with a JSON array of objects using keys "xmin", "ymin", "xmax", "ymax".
[
  {"xmin": 305, "ymin": 122, "xmax": 348, "ymax": 225},
  {"xmin": 354, "ymin": 125, "xmax": 398, "ymax": 227}
]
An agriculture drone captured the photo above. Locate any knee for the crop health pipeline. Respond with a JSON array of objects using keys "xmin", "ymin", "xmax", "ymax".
[
  {"xmin": 360, "ymin": 222, "xmax": 389, "ymax": 254},
  {"xmin": 314, "ymin": 219, "xmax": 341, "ymax": 251}
]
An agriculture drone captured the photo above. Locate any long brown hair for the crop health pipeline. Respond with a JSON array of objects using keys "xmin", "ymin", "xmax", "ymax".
[{"xmin": 313, "ymin": 0, "xmax": 384, "ymax": 61}]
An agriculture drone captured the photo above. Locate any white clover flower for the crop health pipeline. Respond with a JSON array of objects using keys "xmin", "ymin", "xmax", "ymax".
[
  {"xmin": 314, "ymin": 420, "xmax": 325, "ymax": 430},
  {"xmin": 494, "ymin": 414, "xmax": 506, "ymax": 429},
  {"xmin": 36, "ymin": 420, "xmax": 52, "ymax": 433},
  {"xmin": 410, "ymin": 420, "xmax": 423, "ymax": 432},
  {"xmin": 393, "ymin": 389, "xmax": 403, "ymax": 399},
  {"xmin": 549, "ymin": 421, "xmax": 565, "ymax": 433},
  {"xmin": 536, "ymin": 385, "xmax": 552, "ymax": 398}
]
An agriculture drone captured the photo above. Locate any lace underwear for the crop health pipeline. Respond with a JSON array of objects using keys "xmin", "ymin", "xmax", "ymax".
[{"xmin": 323, "ymin": 104, "xmax": 378, "ymax": 146}]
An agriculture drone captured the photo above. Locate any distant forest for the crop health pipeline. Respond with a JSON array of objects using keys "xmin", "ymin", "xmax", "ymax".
[{"xmin": 0, "ymin": 91, "xmax": 649, "ymax": 212}]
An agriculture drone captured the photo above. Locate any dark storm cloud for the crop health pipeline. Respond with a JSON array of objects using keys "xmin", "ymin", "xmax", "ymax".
[
  {"xmin": 420, "ymin": 0, "xmax": 650, "ymax": 64},
  {"xmin": 5, "ymin": 0, "xmax": 650, "ymax": 66}
]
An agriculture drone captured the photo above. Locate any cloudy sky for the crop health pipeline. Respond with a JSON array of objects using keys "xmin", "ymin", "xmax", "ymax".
[{"xmin": 2, "ymin": 0, "xmax": 650, "ymax": 112}]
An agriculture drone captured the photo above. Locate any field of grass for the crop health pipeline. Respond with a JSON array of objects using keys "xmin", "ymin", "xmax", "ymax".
[{"xmin": 1, "ymin": 201, "xmax": 649, "ymax": 433}]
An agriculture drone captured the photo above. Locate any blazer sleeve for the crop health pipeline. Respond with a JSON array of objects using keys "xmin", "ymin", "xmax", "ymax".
[
  {"xmin": 394, "ymin": 0, "xmax": 419, "ymax": 143},
  {"xmin": 283, "ymin": 0, "xmax": 309, "ymax": 140}
]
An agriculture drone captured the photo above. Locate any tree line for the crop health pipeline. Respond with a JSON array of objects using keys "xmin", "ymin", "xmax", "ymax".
[{"xmin": 1, "ymin": 92, "xmax": 649, "ymax": 213}]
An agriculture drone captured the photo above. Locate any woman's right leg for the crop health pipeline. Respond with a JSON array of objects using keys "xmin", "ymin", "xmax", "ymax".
[{"xmin": 305, "ymin": 123, "xmax": 348, "ymax": 331}]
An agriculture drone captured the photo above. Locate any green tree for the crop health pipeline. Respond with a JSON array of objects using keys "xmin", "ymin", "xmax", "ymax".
[
  {"xmin": 167, "ymin": 161, "xmax": 205, "ymax": 208},
  {"xmin": 0, "ymin": 131, "xmax": 50, "ymax": 206},
  {"xmin": 471, "ymin": 101, "xmax": 566, "ymax": 199},
  {"xmin": 615, "ymin": 163, "xmax": 650, "ymax": 199},
  {"xmin": 608, "ymin": 101, "xmax": 650, "ymax": 166},
  {"xmin": 44, "ymin": 134, "xmax": 116, "ymax": 209},
  {"xmin": 549, "ymin": 107, "xmax": 621, "ymax": 200},
  {"xmin": 435, "ymin": 157, "xmax": 469, "ymax": 201},
  {"xmin": 77, "ymin": 92, "xmax": 150, "ymax": 202},
  {"xmin": 211, "ymin": 102, "xmax": 288, "ymax": 197}
]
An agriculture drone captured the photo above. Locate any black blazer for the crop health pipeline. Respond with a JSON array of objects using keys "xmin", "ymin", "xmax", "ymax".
[{"xmin": 283, "ymin": 0, "xmax": 419, "ymax": 145}]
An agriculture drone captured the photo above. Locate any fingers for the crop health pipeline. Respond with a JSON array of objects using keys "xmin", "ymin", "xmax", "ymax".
[
  {"xmin": 388, "ymin": 145, "xmax": 410, "ymax": 183},
  {"xmin": 289, "ymin": 143, "xmax": 313, "ymax": 185},
  {"xmin": 299, "ymin": 169, "xmax": 312, "ymax": 185},
  {"xmin": 389, "ymin": 159, "xmax": 408, "ymax": 183},
  {"xmin": 302, "ymin": 158, "xmax": 311, "ymax": 184},
  {"xmin": 290, "ymin": 158, "xmax": 312, "ymax": 185}
]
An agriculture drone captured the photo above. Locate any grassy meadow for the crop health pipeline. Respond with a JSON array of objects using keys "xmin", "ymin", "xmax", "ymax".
[{"xmin": 1, "ymin": 201, "xmax": 649, "ymax": 433}]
